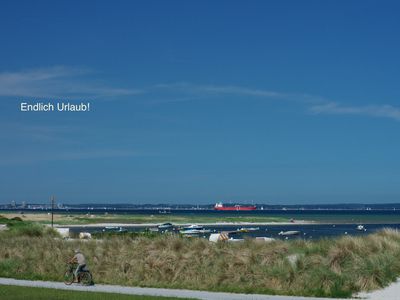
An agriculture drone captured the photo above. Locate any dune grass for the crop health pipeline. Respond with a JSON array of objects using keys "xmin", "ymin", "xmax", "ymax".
[
  {"xmin": 0, "ymin": 285, "xmax": 187, "ymax": 300},
  {"xmin": 2, "ymin": 218, "xmax": 400, "ymax": 298}
]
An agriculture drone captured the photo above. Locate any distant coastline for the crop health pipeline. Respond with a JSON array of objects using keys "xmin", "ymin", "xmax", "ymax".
[{"xmin": 3, "ymin": 202, "xmax": 400, "ymax": 211}]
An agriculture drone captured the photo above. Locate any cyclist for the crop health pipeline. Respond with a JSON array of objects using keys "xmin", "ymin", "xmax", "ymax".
[{"xmin": 69, "ymin": 249, "xmax": 87, "ymax": 282}]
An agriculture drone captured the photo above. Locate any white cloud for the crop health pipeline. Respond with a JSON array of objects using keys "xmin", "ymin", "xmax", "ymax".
[
  {"xmin": 2, "ymin": 68, "xmax": 399, "ymax": 123},
  {"xmin": 156, "ymin": 82, "xmax": 286, "ymax": 98},
  {"xmin": 158, "ymin": 83, "xmax": 400, "ymax": 122},
  {"xmin": 310, "ymin": 102, "xmax": 400, "ymax": 121},
  {"xmin": 0, "ymin": 66, "xmax": 142, "ymax": 99},
  {"xmin": 155, "ymin": 82, "xmax": 326, "ymax": 105}
]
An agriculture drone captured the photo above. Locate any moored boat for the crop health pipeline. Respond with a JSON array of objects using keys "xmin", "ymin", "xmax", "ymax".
[
  {"xmin": 278, "ymin": 230, "xmax": 300, "ymax": 236},
  {"xmin": 181, "ymin": 224, "xmax": 203, "ymax": 230},
  {"xmin": 180, "ymin": 224, "xmax": 211, "ymax": 234},
  {"xmin": 180, "ymin": 228, "xmax": 211, "ymax": 235},
  {"xmin": 103, "ymin": 226, "xmax": 127, "ymax": 233},
  {"xmin": 237, "ymin": 227, "xmax": 260, "ymax": 233},
  {"xmin": 158, "ymin": 222, "xmax": 174, "ymax": 229},
  {"xmin": 356, "ymin": 225, "xmax": 366, "ymax": 231}
]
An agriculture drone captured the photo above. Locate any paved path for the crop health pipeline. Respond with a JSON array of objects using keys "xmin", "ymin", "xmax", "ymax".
[
  {"xmin": 0, "ymin": 277, "xmax": 348, "ymax": 300},
  {"xmin": 356, "ymin": 278, "xmax": 400, "ymax": 300}
]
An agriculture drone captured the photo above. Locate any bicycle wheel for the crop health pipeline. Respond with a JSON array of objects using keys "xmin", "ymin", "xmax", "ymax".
[
  {"xmin": 80, "ymin": 271, "xmax": 92, "ymax": 286},
  {"xmin": 64, "ymin": 270, "xmax": 74, "ymax": 285}
]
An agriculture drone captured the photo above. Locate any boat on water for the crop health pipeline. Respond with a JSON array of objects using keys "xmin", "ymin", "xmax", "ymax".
[
  {"xmin": 356, "ymin": 225, "xmax": 366, "ymax": 231},
  {"xmin": 180, "ymin": 224, "xmax": 211, "ymax": 234},
  {"xmin": 214, "ymin": 202, "xmax": 256, "ymax": 211},
  {"xmin": 278, "ymin": 230, "xmax": 300, "ymax": 236},
  {"xmin": 180, "ymin": 228, "xmax": 211, "ymax": 235},
  {"xmin": 104, "ymin": 226, "xmax": 119, "ymax": 230},
  {"xmin": 247, "ymin": 227, "xmax": 260, "ymax": 231},
  {"xmin": 158, "ymin": 222, "xmax": 174, "ymax": 229},
  {"xmin": 237, "ymin": 227, "xmax": 260, "ymax": 233},
  {"xmin": 182, "ymin": 224, "xmax": 204, "ymax": 230},
  {"xmin": 103, "ymin": 226, "xmax": 127, "ymax": 233}
]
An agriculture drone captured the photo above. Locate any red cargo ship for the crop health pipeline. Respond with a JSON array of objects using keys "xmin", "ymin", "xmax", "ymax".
[{"xmin": 214, "ymin": 202, "xmax": 256, "ymax": 211}]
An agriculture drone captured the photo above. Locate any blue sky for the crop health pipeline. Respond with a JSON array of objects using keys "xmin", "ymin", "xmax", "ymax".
[{"xmin": 1, "ymin": 0, "xmax": 400, "ymax": 204}]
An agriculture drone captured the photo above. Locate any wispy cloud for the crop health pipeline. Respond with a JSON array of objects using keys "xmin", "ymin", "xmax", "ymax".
[
  {"xmin": 155, "ymin": 82, "xmax": 326, "ymax": 105},
  {"xmin": 156, "ymin": 82, "xmax": 286, "ymax": 98},
  {"xmin": 310, "ymin": 102, "xmax": 400, "ymax": 121},
  {"xmin": 157, "ymin": 83, "xmax": 400, "ymax": 122},
  {"xmin": 2, "ymin": 67, "xmax": 399, "ymax": 123},
  {"xmin": 0, "ymin": 66, "xmax": 142, "ymax": 99}
]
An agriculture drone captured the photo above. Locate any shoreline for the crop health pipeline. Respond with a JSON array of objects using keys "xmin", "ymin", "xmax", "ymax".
[
  {"xmin": 52, "ymin": 220, "xmax": 400, "ymax": 228},
  {"xmin": 55, "ymin": 220, "xmax": 315, "ymax": 228}
]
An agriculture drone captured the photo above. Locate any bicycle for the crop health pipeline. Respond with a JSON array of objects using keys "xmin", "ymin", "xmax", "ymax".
[{"xmin": 64, "ymin": 262, "xmax": 93, "ymax": 285}]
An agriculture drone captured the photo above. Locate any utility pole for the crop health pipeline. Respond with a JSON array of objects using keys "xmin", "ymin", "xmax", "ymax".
[{"xmin": 51, "ymin": 195, "xmax": 55, "ymax": 228}]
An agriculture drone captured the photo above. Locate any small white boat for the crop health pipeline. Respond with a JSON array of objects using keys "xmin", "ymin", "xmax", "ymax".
[
  {"xmin": 247, "ymin": 227, "xmax": 260, "ymax": 231},
  {"xmin": 158, "ymin": 222, "xmax": 174, "ymax": 229},
  {"xmin": 237, "ymin": 227, "xmax": 260, "ymax": 233},
  {"xmin": 104, "ymin": 226, "xmax": 119, "ymax": 230},
  {"xmin": 356, "ymin": 225, "xmax": 366, "ymax": 231},
  {"xmin": 182, "ymin": 224, "xmax": 203, "ymax": 230},
  {"xmin": 278, "ymin": 230, "xmax": 300, "ymax": 236},
  {"xmin": 180, "ymin": 228, "xmax": 211, "ymax": 235},
  {"xmin": 103, "ymin": 226, "xmax": 126, "ymax": 233}
]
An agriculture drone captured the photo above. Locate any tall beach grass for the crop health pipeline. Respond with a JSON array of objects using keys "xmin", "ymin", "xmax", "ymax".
[{"xmin": 1, "ymin": 218, "xmax": 400, "ymax": 298}]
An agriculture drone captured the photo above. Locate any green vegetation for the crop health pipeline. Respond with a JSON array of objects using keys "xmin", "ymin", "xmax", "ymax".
[
  {"xmin": 56, "ymin": 214, "xmax": 289, "ymax": 224},
  {"xmin": 2, "ymin": 218, "xmax": 400, "ymax": 298},
  {"xmin": 1, "ymin": 212, "xmax": 289, "ymax": 225},
  {"xmin": 68, "ymin": 214, "xmax": 289, "ymax": 225},
  {"xmin": 0, "ymin": 215, "xmax": 59, "ymax": 238},
  {"xmin": 91, "ymin": 229, "xmax": 161, "ymax": 239},
  {"xmin": 6, "ymin": 210, "xmax": 400, "ymax": 226},
  {"xmin": 0, "ymin": 285, "xmax": 187, "ymax": 300}
]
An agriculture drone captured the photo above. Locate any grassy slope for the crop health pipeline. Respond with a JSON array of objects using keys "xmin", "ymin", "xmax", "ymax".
[
  {"xmin": 2, "ymin": 217, "xmax": 400, "ymax": 298},
  {"xmin": 0, "ymin": 285, "xmax": 187, "ymax": 300}
]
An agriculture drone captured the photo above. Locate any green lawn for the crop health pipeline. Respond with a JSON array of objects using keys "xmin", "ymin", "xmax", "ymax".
[{"xmin": 0, "ymin": 285, "xmax": 190, "ymax": 300}]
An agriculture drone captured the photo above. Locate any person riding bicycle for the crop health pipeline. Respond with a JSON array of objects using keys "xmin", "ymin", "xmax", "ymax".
[{"xmin": 69, "ymin": 249, "xmax": 87, "ymax": 282}]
